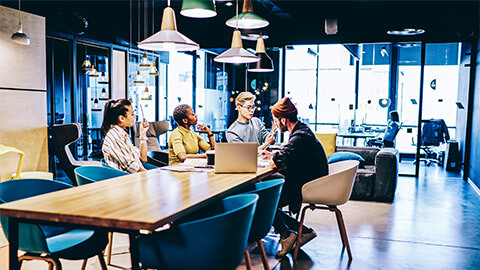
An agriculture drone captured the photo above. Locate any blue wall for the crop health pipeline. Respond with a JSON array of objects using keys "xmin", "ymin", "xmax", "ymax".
[{"xmin": 469, "ymin": 38, "xmax": 480, "ymax": 189}]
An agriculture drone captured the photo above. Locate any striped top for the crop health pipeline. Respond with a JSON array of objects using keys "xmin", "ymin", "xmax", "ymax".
[{"xmin": 102, "ymin": 125, "xmax": 143, "ymax": 173}]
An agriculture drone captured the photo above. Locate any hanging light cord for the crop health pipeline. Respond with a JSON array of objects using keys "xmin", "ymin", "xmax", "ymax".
[
  {"xmin": 17, "ymin": 0, "xmax": 21, "ymax": 23},
  {"xmin": 235, "ymin": 0, "xmax": 239, "ymax": 30}
]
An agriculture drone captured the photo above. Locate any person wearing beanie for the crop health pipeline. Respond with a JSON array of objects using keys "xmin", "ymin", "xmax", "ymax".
[
  {"xmin": 226, "ymin": 92, "xmax": 276, "ymax": 150},
  {"xmin": 259, "ymin": 97, "xmax": 329, "ymax": 257}
]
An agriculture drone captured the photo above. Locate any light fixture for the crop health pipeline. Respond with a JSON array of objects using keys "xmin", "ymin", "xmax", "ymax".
[
  {"xmin": 92, "ymin": 98, "xmax": 101, "ymax": 111},
  {"xmin": 10, "ymin": 0, "xmax": 30, "ymax": 45},
  {"xmin": 180, "ymin": 0, "xmax": 216, "ymax": 18},
  {"xmin": 134, "ymin": 71, "xmax": 145, "ymax": 83},
  {"xmin": 149, "ymin": 62, "xmax": 159, "ymax": 76},
  {"xmin": 82, "ymin": 55, "xmax": 92, "ymax": 71},
  {"xmin": 138, "ymin": 0, "xmax": 199, "ymax": 52},
  {"xmin": 248, "ymin": 37, "xmax": 273, "ymax": 72},
  {"xmin": 241, "ymin": 31, "xmax": 269, "ymax": 41},
  {"xmin": 139, "ymin": 53, "xmax": 151, "ymax": 67},
  {"xmin": 215, "ymin": 0, "xmax": 258, "ymax": 64},
  {"xmin": 226, "ymin": 0, "xmax": 269, "ymax": 29},
  {"xmin": 88, "ymin": 65, "xmax": 99, "ymax": 77},
  {"xmin": 99, "ymin": 72, "xmax": 108, "ymax": 83},
  {"xmin": 380, "ymin": 46, "xmax": 389, "ymax": 57},
  {"xmin": 378, "ymin": 98, "xmax": 391, "ymax": 108},
  {"xmin": 387, "ymin": 28, "xmax": 425, "ymax": 36},
  {"xmin": 141, "ymin": 87, "xmax": 152, "ymax": 100},
  {"xmin": 99, "ymin": 88, "xmax": 108, "ymax": 100}
]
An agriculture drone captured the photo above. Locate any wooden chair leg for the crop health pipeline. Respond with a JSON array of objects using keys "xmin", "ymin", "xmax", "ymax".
[
  {"xmin": 107, "ymin": 231, "xmax": 113, "ymax": 265},
  {"xmin": 98, "ymin": 253, "xmax": 108, "ymax": 270},
  {"xmin": 333, "ymin": 207, "xmax": 352, "ymax": 260},
  {"xmin": 257, "ymin": 240, "xmax": 270, "ymax": 270},
  {"xmin": 51, "ymin": 258, "xmax": 62, "ymax": 270},
  {"xmin": 244, "ymin": 250, "xmax": 252, "ymax": 270},
  {"xmin": 80, "ymin": 259, "xmax": 88, "ymax": 270},
  {"xmin": 293, "ymin": 205, "xmax": 309, "ymax": 261},
  {"xmin": 48, "ymin": 262, "xmax": 54, "ymax": 270}
]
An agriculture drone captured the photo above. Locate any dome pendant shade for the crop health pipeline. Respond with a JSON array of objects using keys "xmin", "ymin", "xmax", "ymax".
[
  {"xmin": 180, "ymin": 0, "xmax": 216, "ymax": 18},
  {"xmin": 214, "ymin": 30, "xmax": 258, "ymax": 64},
  {"xmin": 11, "ymin": 22, "xmax": 30, "ymax": 45},
  {"xmin": 138, "ymin": 7, "xmax": 199, "ymax": 52},
  {"xmin": 248, "ymin": 37, "xmax": 273, "ymax": 72},
  {"xmin": 225, "ymin": 0, "xmax": 269, "ymax": 29}
]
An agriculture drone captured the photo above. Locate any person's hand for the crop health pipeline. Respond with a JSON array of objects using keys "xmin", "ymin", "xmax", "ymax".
[
  {"xmin": 196, "ymin": 124, "xmax": 211, "ymax": 134},
  {"xmin": 265, "ymin": 133, "xmax": 276, "ymax": 145},
  {"xmin": 139, "ymin": 119, "xmax": 149, "ymax": 137},
  {"xmin": 258, "ymin": 150, "xmax": 273, "ymax": 160}
]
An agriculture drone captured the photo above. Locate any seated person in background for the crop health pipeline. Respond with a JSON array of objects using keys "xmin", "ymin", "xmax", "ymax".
[
  {"xmin": 168, "ymin": 104, "xmax": 215, "ymax": 165},
  {"xmin": 259, "ymin": 97, "xmax": 329, "ymax": 257},
  {"xmin": 226, "ymin": 92, "xmax": 276, "ymax": 150},
  {"xmin": 367, "ymin": 111, "xmax": 400, "ymax": 147},
  {"xmin": 102, "ymin": 99, "xmax": 149, "ymax": 173}
]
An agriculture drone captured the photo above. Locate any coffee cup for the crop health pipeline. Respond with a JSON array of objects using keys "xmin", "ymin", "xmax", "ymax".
[{"xmin": 206, "ymin": 150, "xmax": 215, "ymax": 166}]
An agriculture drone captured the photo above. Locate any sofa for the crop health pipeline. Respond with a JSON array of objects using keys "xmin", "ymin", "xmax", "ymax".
[{"xmin": 336, "ymin": 146, "xmax": 399, "ymax": 202}]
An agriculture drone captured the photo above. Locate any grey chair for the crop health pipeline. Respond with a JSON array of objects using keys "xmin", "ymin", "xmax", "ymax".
[{"xmin": 134, "ymin": 120, "xmax": 169, "ymax": 167}]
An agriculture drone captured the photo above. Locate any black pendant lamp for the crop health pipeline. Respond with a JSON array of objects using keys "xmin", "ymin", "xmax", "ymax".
[{"xmin": 248, "ymin": 37, "xmax": 273, "ymax": 72}]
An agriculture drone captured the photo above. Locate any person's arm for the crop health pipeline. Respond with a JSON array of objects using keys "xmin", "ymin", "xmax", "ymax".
[
  {"xmin": 258, "ymin": 119, "xmax": 277, "ymax": 150},
  {"xmin": 138, "ymin": 119, "xmax": 150, "ymax": 163},
  {"xmin": 197, "ymin": 124, "xmax": 215, "ymax": 150}
]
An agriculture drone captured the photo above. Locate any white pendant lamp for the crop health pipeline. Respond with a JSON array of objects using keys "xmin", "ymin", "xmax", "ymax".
[
  {"xmin": 138, "ymin": 0, "xmax": 199, "ymax": 51},
  {"xmin": 149, "ymin": 62, "xmax": 159, "ymax": 76},
  {"xmin": 226, "ymin": 0, "xmax": 269, "ymax": 30},
  {"xmin": 133, "ymin": 71, "xmax": 145, "ymax": 83},
  {"xmin": 139, "ymin": 53, "xmax": 151, "ymax": 67},
  {"xmin": 180, "ymin": 0, "xmax": 217, "ymax": 18},
  {"xmin": 248, "ymin": 37, "xmax": 273, "ymax": 72},
  {"xmin": 215, "ymin": 0, "xmax": 258, "ymax": 64},
  {"xmin": 11, "ymin": 0, "xmax": 30, "ymax": 45}
]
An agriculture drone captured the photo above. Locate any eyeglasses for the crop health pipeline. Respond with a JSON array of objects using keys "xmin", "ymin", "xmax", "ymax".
[{"xmin": 241, "ymin": 105, "xmax": 256, "ymax": 111}]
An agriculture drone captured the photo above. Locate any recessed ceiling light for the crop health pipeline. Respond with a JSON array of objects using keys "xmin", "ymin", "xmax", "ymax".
[
  {"xmin": 225, "ymin": 2, "xmax": 233, "ymax": 7},
  {"xmin": 241, "ymin": 32, "xmax": 269, "ymax": 41},
  {"xmin": 387, "ymin": 28, "xmax": 425, "ymax": 36}
]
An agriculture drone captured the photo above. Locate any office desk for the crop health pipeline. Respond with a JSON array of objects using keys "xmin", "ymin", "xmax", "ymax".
[
  {"xmin": 0, "ymin": 167, "xmax": 274, "ymax": 270},
  {"xmin": 337, "ymin": 133, "xmax": 378, "ymax": 146}
]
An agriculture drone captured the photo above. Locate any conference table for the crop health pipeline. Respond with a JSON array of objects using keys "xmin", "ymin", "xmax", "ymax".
[{"xmin": 0, "ymin": 166, "xmax": 274, "ymax": 270}]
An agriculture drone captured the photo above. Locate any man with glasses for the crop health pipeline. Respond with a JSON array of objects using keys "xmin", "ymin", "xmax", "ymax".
[{"xmin": 226, "ymin": 92, "xmax": 276, "ymax": 150}]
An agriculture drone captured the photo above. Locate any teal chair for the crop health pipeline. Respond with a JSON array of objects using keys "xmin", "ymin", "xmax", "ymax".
[
  {"xmin": 244, "ymin": 179, "xmax": 284, "ymax": 270},
  {"xmin": 0, "ymin": 179, "xmax": 108, "ymax": 270},
  {"xmin": 100, "ymin": 158, "xmax": 158, "ymax": 171},
  {"xmin": 137, "ymin": 194, "xmax": 259, "ymax": 270},
  {"xmin": 74, "ymin": 165, "xmax": 129, "ymax": 185}
]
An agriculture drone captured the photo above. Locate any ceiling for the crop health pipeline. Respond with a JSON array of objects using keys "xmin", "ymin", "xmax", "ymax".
[{"xmin": 3, "ymin": 0, "xmax": 479, "ymax": 49}]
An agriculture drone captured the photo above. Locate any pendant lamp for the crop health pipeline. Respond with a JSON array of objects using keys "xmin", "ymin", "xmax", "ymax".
[
  {"xmin": 138, "ymin": 0, "xmax": 199, "ymax": 51},
  {"xmin": 149, "ymin": 62, "xmax": 159, "ymax": 76},
  {"xmin": 181, "ymin": 0, "xmax": 216, "ymax": 18},
  {"xmin": 133, "ymin": 71, "xmax": 145, "ymax": 83},
  {"xmin": 139, "ymin": 53, "xmax": 151, "ymax": 67},
  {"xmin": 88, "ymin": 65, "xmax": 99, "ymax": 77},
  {"xmin": 82, "ymin": 55, "xmax": 92, "ymax": 71},
  {"xmin": 11, "ymin": 0, "xmax": 30, "ymax": 45},
  {"xmin": 99, "ymin": 72, "xmax": 108, "ymax": 84},
  {"xmin": 214, "ymin": 30, "xmax": 258, "ymax": 64},
  {"xmin": 226, "ymin": 0, "xmax": 269, "ymax": 29},
  {"xmin": 99, "ymin": 88, "xmax": 108, "ymax": 100},
  {"xmin": 248, "ymin": 37, "xmax": 273, "ymax": 72}
]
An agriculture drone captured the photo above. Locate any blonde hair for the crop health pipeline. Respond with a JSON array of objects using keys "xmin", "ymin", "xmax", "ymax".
[{"xmin": 235, "ymin": 92, "xmax": 255, "ymax": 107}]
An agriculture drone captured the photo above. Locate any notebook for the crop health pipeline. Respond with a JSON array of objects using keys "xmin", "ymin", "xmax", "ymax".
[{"xmin": 214, "ymin": 143, "xmax": 258, "ymax": 173}]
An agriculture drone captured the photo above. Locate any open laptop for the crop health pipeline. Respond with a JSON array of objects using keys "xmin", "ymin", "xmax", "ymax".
[{"xmin": 214, "ymin": 143, "xmax": 258, "ymax": 173}]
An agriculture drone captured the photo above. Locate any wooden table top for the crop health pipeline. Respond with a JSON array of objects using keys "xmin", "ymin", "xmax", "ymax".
[{"xmin": 0, "ymin": 167, "xmax": 273, "ymax": 231}]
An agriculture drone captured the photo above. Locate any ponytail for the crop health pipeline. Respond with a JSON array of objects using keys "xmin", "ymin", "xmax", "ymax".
[{"xmin": 101, "ymin": 99, "xmax": 132, "ymax": 134}]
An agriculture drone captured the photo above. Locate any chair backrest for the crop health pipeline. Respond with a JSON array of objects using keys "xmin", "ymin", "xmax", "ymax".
[
  {"xmin": 74, "ymin": 165, "xmax": 129, "ymax": 185},
  {"xmin": 246, "ymin": 179, "xmax": 284, "ymax": 242},
  {"xmin": 49, "ymin": 123, "xmax": 82, "ymax": 183},
  {"xmin": 421, "ymin": 119, "xmax": 450, "ymax": 146},
  {"xmin": 134, "ymin": 120, "xmax": 169, "ymax": 151},
  {"xmin": 302, "ymin": 160, "xmax": 359, "ymax": 206},
  {"xmin": 138, "ymin": 194, "xmax": 258, "ymax": 270},
  {"xmin": 0, "ymin": 179, "xmax": 73, "ymax": 253}
]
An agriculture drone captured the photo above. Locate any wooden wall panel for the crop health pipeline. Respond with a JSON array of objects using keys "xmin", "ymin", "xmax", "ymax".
[{"xmin": 0, "ymin": 6, "xmax": 46, "ymax": 90}]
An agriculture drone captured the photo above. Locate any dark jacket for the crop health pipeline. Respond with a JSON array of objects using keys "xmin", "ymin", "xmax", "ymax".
[
  {"xmin": 421, "ymin": 119, "xmax": 450, "ymax": 146},
  {"xmin": 272, "ymin": 122, "xmax": 329, "ymax": 213}
]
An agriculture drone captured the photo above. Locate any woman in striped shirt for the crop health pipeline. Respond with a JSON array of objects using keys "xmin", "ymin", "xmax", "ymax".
[{"xmin": 101, "ymin": 99, "xmax": 149, "ymax": 173}]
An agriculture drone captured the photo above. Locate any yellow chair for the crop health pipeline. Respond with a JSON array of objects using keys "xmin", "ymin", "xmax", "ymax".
[{"xmin": 0, "ymin": 144, "xmax": 25, "ymax": 179}]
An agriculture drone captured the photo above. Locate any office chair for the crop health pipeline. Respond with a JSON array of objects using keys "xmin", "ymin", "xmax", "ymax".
[
  {"xmin": 134, "ymin": 120, "xmax": 169, "ymax": 167},
  {"xmin": 49, "ymin": 123, "xmax": 101, "ymax": 185},
  {"xmin": 416, "ymin": 119, "xmax": 450, "ymax": 166},
  {"xmin": 0, "ymin": 179, "xmax": 109, "ymax": 270}
]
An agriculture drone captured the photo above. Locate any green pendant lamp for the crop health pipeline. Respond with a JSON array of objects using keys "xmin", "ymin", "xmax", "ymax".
[
  {"xmin": 226, "ymin": 0, "xmax": 269, "ymax": 29},
  {"xmin": 248, "ymin": 37, "xmax": 273, "ymax": 72},
  {"xmin": 181, "ymin": 0, "xmax": 217, "ymax": 18}
]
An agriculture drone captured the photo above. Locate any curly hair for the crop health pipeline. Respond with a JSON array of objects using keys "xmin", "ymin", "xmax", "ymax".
[{"xmin": 173, "ymin": 104, "xmax": 192, "ymax": 126}]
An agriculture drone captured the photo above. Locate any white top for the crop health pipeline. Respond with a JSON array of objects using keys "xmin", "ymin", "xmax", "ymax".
[{"xmin": 102, "ymin": 125, "xmax": 142, "ymax": 173}]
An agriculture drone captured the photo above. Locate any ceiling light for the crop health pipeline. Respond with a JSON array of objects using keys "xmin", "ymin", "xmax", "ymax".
[
  {"xmin": 380, "ymin": 46, "xmax": 389, "ymax": 57},
  {"xmin": 214, "ymin": 30, "xmax": 259, "ymax": 64},
  {"xmin": 138, "ymin": 1, "xmax": 199, "ymax": 52},
  {"xmin": 92, "ymin": 98, "xmax": 101, "ymax": 110},
  {"xmin": 225, "ymin": 2, "xmax": 233, "ymax": 7},
  {"xmin": 82, "ymin": 55, "xmax": 92, "ymax": 71},
  {"xmin": 99, "ymin": 72, "xmax": 108, "ymax": 83},
  {"xmin": 99, "ymin": 88, "xmax": 108, "ymax": 100},
  {"xmin": 139, "ymin": 53, "xmax": 151, "ymax": 67},
  {"xmin": 149, "ymin": 62, "xmax": 159, "ymax": 76},
  {"xmin": 226, "ymin": 0, "xmax": 269, "ymax": 29},
  {"xmin": 248, "ymin": 37, "xmax": 273, "ymax": 72},
  {"xmin": 181, "ymin": 0, "xmax": 217, "ymax": 18},
  {"xmin": 134, "ymin": 71, "xmax": 145, "ymax": 83},
  {"xmin": 241, "ymin": 31, "xmax": 269, "ymax": 41},
  {"xmin": 387, "ymin": 28, "xmax": 425, "ymax": 36},
  {"xmin": 88, "ymin": 65, "xmax": 99, "ymax": 77},
  {"xmin": 11, "ymin": 0, "xmax": 30, "ymax": 46}
]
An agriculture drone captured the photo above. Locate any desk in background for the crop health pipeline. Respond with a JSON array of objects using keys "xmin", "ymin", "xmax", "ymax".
[
  {"xmin": 0, "ymin": 167, "xmax": 274, "ymax": 270},
  {"xmin": 337, "ymin": 132, "xmax": 378, "ymax": 146}
]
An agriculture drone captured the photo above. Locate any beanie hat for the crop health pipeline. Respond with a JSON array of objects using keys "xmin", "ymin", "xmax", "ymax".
[{"xmin": 271, "ymin": 97, "xmax": 298, "ymax": 118}]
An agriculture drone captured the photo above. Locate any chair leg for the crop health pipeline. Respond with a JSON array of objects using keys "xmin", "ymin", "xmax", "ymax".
[
  {"xmin": 48, "ymin": 262, "xmax": 54, "ymax": 270},
  {"xmin": 293, "ymin": 205, "xmax": 309, "ymax": 261},
  {"xmin": 19, "ymin": 253, "xmax": 62, "ymax": 270},
  {"xmin": 51, "ymin": 258, "xmax": 62, "ymax": 270},
  {"xmin": 257, "ymin": 240, "xmax": 270, "ymax": 270},
  {"xmin": 107, "ymin": 231, "xmax": 113, "ymax": 265},
  {"xmin": 98, "ymin": 253, "xmax": 108, "ymax": 270},
  {"xmin": 332, "ymin": 206, "xmax": 352, "ymax": 261},
  {"xmin": 244, "ymin": 250, "xmax": 252, "ymax": 270},
  {"xmin": 80, "ymin": 259, "xmax": 87, "ymax": 270}
]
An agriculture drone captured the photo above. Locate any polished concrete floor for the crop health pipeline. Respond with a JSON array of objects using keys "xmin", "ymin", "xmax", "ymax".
[{"xmin": 1, "ymin": 164, "xmax": 479, "ymax": 269}]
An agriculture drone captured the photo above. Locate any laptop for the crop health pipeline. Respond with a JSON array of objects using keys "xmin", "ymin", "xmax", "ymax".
[{"xmin": 214, "ymin": 143, "xmax": 258, "ymax": 173}]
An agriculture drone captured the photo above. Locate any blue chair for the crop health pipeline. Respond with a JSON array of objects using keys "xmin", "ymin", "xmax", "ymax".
[
  {"xmin": 244, "ymin": 179, "xmax": 284, "ymax": 270},
  {"xmin": 100, "ymin": 158, "xmax": 158, "ymax": 171},
  {"xmin": 0, "ymin": 179, "xmax": 108, "ymax": 270},
  {"xmin": 74, "ymin": 165, "xmax": 129, "ymax": 185},
  {"xmin": 137, "ymin": 194, "xmax": 259, "ymax": 270}
]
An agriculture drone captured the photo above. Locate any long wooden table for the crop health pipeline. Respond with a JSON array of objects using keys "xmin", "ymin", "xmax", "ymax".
[{"xmin": 0, "ymin": 166, "xmax": 274, "ymax": 270}]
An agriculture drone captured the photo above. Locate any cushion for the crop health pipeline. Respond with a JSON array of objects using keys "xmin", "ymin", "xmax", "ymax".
[
  {"xmin": 328, "ymin": 151, "xmax": 365, "ymax": 168},
  {"xmin": 314, "ymin": 133, "xmax": 337, "ymax": 157}
]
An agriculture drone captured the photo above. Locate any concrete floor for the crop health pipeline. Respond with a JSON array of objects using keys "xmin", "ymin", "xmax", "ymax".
[{"xmin": 1, "ymin": 164, "xmax": 479, "ymax": 269}]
